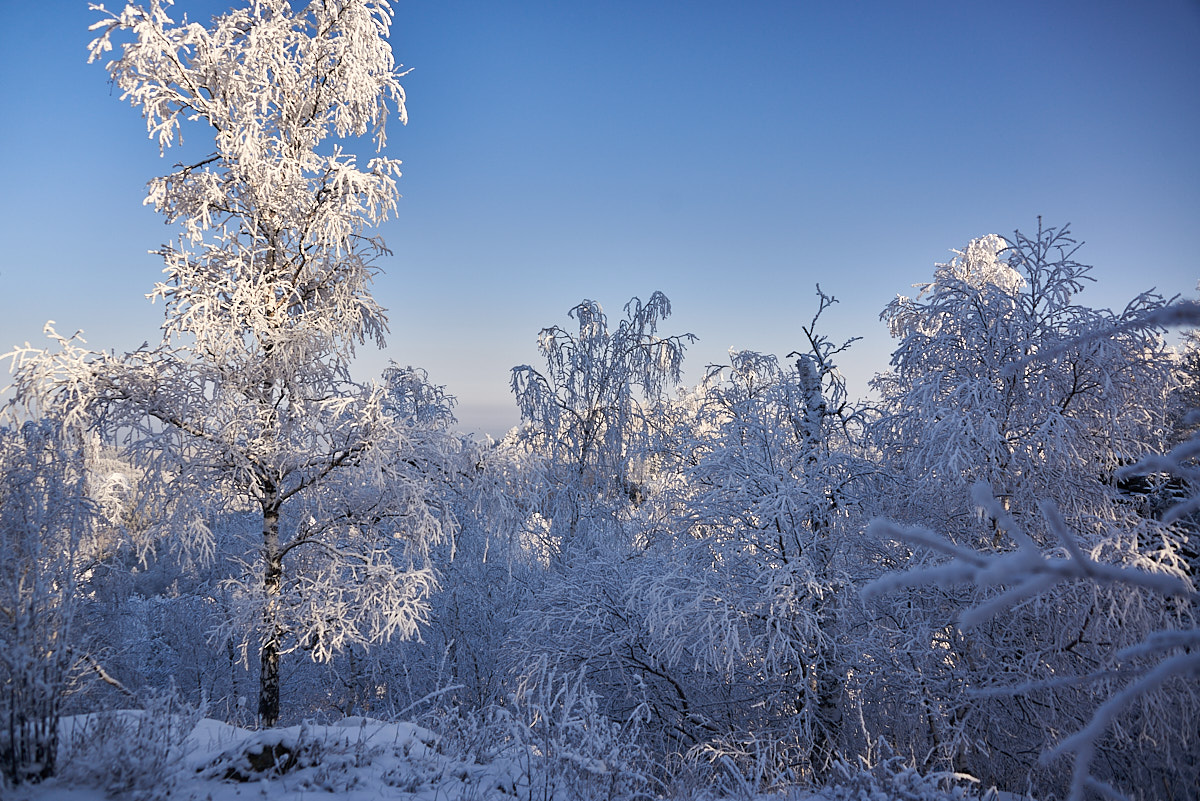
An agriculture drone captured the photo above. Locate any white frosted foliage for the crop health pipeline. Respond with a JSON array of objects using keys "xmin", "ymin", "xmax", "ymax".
[{"xmin": 2, "ymin": 0, "xmax": 448, "ymax": 728}]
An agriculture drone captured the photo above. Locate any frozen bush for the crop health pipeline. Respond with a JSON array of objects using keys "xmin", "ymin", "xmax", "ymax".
[
  {"xmin": 0, "ymin": 418, "xmax": 98, "ymax": 786},
  {"xmin": 58, "ymin": 690, "xmax": 201, "ymax": 801},
  {"xmin": 504, "ymin": 660, "xmax": 656, "ymax": 801},
  {"xmin": 819, "ymin": 739, "xmax": 978, "ymax": 801}
]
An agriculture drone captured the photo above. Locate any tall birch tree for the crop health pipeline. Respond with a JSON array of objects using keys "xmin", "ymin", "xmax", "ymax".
[{"xmin": 69, "ymin": 0, "xmax": 441, "ymax": 726}]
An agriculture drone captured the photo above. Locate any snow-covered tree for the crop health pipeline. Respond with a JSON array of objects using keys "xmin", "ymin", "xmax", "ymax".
[
  {"xmin": 864, "ymin": 223, "xmax": 1184, "ymax": 792},
  {"xmin": 633, "ymin": 290, "xmax": 876, "ymax": 786},
  {"xmin": 510, "ymin": 291, "xmax": 695, "ymax": 557},
  {"xmin": 0, "ymin": 415, "xmax": 98, "ymax": 784},
  {"xmin": 496, "ymin": 293, "xmax": 697, "ymax": 773},
  {"xmin": 21, "ymin": 0, "xmax": 446, "ymax": 727},
  {"xmin": 873, "ymin": 222, "xmax": 1173, "ymax": 525}
]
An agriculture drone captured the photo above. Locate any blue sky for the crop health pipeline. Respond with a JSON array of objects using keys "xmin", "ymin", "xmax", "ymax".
[{"xmin": 2, "ymin": 1, "xmax": 1198, "ymax": 437}]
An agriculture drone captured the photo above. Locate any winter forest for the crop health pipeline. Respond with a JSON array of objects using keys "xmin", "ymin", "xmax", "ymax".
[{"xmin": 2, "ymin": 2, "xmax": 1198, "ymax": 800}]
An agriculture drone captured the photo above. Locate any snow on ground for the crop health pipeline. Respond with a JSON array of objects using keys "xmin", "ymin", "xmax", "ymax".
[
  {"xmin": 10, "ymin": 714, "xmax": 523, "ymax": 801},
  {"xmin": 6, "ymin": 712, "xmax": 1021, "ymax": 801}
]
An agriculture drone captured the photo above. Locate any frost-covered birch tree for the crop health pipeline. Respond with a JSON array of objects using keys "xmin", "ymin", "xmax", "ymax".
[
  {"xmin": 510, "ymin": 292, "xmax": 695, "ymax": 557},
  {"xmin": 500, "ymin": 293, "xmax": 697, "ymax": 766},
  {"xmin": 873, "ymin": 221, "xmax": 1173, "ymax": 525},
  {"xmin": 634, "ymin": 290, "xmax": 875, "ymax": 785},
  {"xmin": 865, "ymin": 223, "xmax": 1182, "ymax": 791},
  {"xmin": 57, "ymin": 0, "xmax": 445, "ymax": 727}
]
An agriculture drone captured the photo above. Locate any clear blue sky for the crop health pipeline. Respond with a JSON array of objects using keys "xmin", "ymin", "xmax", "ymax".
[{"xmin": 2, "ymin": 0, "xmax": 1198, "ymax": 436}]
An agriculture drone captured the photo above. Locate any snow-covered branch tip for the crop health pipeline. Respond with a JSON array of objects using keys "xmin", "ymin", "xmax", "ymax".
[
  {"xmin": 1000, "ymin": 298, "xmax": 1200, "ymax": 379},
  {"xmin": 862, "ymin": 481, "xmax": 1195, "ymax": 627}
]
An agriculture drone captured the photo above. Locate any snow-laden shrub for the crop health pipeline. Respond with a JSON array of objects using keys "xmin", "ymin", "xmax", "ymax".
[
  {"xmin": 818, "ymin": 739, "xmax": 979, "ymax": 801},
  {"xmin": 58, "ymin": 690, "xmax": 202, "ymax": 800},
  {"xmin": 503, "ymin": 660, "xmax": 656, "ymax": 801},
  {"xmin": 0, "ymin": 418, "xmax": 98, "ymax": 787},
  {"xmin": 664, "ymin": 742, "xmax": 986, "ymax": 801}
]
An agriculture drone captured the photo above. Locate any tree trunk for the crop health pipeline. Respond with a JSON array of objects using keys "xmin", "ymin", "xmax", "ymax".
[
  {"xmin": 258, "ymin": 492, "xmax": 283, "ymax": 728},
  {"xmin": 811, "ymin": 628, "xmax": 843, "ymax": 779}
]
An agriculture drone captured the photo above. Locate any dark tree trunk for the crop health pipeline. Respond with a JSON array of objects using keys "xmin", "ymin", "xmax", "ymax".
[
  {"xmin": 258, "ymin": 492, "xmax": 283, "ymax": 728},
  {"xmin": 811, "ymin": 621, "xmax": 843, "ymax": 779}
]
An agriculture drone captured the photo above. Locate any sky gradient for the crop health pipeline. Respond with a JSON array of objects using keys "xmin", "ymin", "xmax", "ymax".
[{"xmin": 2, "ymin": 0, "xmax": 1198, "ymax": 436}]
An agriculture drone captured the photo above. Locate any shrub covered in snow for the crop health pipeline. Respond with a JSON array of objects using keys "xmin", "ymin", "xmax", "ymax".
[{"xmin": 57, "ymin": 691, "xmax": 202, "ymax": 801}]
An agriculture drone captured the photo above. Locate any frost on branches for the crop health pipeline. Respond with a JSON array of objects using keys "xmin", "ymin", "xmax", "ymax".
[
  {"xmin": 865, "ymin": 226, "xmax": 1195, "ymax": 798},
  {"xmin": 633, "ymin": 290, "xmax": 876, "ymax": 785},
  {"xmin": 874, "ymin": 222, "xmax": 1174, "ymax": 524},
  {"xmin": 510, "ymin": 292, "xmax": 696, "ymax": 557},
  {"xmin": 0, "ymin": 417, "xmax": 97, "ymax": 784},
  {"xmin": 866, "ymin": 475, "xmax": 1198, "ymax": 801},
  {"xmin": 14, "ymin": 0, "xmax": 444, "ymax": 727}
]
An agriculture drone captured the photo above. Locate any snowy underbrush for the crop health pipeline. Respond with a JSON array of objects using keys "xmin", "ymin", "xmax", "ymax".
[
  {"xmin": 10, "ymin": 699, "xmax": 1019, "ymax": 801},
  {"xmin": 665, "ymin": 738, "xmax": 993, "ymax": 801},
  {"xmin": 13, "ymin": 702, "xmax": 645, "ymax": 801},
  {"xmin": 54, "ymin": 690, "xmax": 203, "ymax": 801},
  {"xmin": 43, "ymin": 710, "xmax": 503, "ymax": 801},
  {"xmin": 813, "ymin": 747, "xmax": 990, "ymax": 801}
]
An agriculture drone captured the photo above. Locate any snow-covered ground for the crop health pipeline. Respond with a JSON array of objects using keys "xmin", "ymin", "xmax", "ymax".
[
  {"xmin": 11, "ymin": 714, "xmax": 521, "ymax": 801},
  {"xmin": 7, "ymin": 712, "xmax": 1011, "ymax": 801}
]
